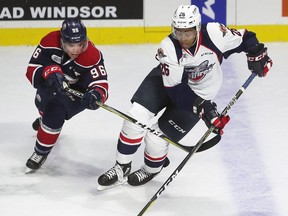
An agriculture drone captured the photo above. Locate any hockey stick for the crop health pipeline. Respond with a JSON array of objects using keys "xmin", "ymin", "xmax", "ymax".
[
  {"xmin": 64, "ymin": 87, "xmax": 221, "ymax": 153},
  {"xmin": 137, "ymin": 72, "xmax": 257, "ymax": 216}
]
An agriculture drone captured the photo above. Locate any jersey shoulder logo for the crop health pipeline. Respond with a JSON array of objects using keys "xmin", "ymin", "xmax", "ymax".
[
  {"xmin": 156, "ymin": 48, "xmax": 167, "ymax": 59},
  {"xmin": 219, "ymin": 24, "xmax": 228, "ymax": 37}
]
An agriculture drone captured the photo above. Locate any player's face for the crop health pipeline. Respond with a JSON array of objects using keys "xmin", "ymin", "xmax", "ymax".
[
  {"xmin": 63, "ymin": 41, "xmax": 86, "ymax": 59},
  {"xmin": 174, "ymin": 28, "xmax": 197, "ymax": 49}
]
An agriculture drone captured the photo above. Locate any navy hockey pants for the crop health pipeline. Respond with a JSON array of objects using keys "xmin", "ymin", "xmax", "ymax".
[
  {"xmin": 131, "ymin": 65, "xmax": 200, "ymax": 142},
  {"xmin": 34, "ymin": 87, "xmax": 86, "ymax": 129}
]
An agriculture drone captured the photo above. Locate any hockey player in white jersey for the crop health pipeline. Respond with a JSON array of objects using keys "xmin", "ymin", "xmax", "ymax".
[{"xmin": 97, "ymin": 5, "xmax": 273, "ymax": 189}]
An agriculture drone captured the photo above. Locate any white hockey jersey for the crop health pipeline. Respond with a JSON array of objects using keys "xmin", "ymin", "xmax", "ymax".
[{"xmin": 157, "ymin": 22, "xmax": 257, "ymax": 110}]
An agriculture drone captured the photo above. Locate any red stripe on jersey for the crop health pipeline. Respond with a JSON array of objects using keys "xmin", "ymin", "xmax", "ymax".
[
  {"xmin": 95, "ymin": 87, "xmax": 108, "ymax": 103},
  {"xmin": 37, "ymin": 125, "xmax": 61, "ymax": 145},
  {"xmin": 144, "ymin": 152, "xmax": 167, "ymax": 162},
  {"xmin": 26, "ymin": 66, "xmax": 38, "ymax": 85},
  {"xmin": 94, "ymin": 82, "xmax": 108, "ymax": 92},
  {"xmin": 75, "ymin": 41, "xmax": 101, "ymax": 67},
  {"xmin": 93, "ymin": 83, "xmax": 109, "ymax": 102},
  {"xmin": 196, "ymin": 31, "xmax": 202, "ymax": 54},
  {"xmin": 119, "ymin": 132, "xmax": 143, "ymax": 145}
]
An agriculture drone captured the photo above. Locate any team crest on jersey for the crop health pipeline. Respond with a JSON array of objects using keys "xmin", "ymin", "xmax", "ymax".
[
  {"xmin": 51, "ymin": 55, "xmax": 62, "ymax": 64},
  {"xmin": 219, "ymin": 24, "xmax": 228, "ymax": 37},
  {"xmin": 184, "ymin": 60, "xmax": 215, "ymax": 82}
]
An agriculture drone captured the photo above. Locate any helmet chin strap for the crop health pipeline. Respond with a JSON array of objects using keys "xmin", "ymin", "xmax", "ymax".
[
  {"xmin": 185, "ymin": 35, "xmax": 198, "ymax": 50},
  {"xmin": 190, "ymin": 35, "xmax": 197, "ymax": 47}
]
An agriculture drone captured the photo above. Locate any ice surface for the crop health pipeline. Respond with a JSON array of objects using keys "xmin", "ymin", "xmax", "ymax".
[{"xmin": 0, "ymin": 43, "xmax": 287, "ymax": 216}]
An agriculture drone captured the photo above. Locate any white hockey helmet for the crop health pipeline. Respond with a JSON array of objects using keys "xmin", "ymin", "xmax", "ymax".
[{"xmin": 172, "ymin": 5, "xmax": 201, "ymax": 32}]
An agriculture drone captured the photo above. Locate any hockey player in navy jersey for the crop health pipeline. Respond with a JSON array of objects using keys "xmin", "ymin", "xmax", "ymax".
[
  {"xmin": 25, "ymin": 18, "xmax": 109, "ymax": 173},
  {"xmin": 97, "ymin": 5, "xmax": 273, "ymax": 189}
]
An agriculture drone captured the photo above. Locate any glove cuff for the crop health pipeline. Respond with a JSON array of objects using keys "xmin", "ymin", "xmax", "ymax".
[{"xmin": 247, "ymin": 43, "xmax": 264, "ymax": 55}]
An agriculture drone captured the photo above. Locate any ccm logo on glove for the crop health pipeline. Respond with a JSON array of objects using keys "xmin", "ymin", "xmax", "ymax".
[
  {"xmin": 42, "ymin": 65, "xmax": 63, "ymax": 79},
  {"xmin": 42, "ymin": 65, "xmax": 65, "ymax": 95},
  {"xmin": 247, "ymin": 50, "xmax": 267, "ymax": 62},
  {"xmin": 247, "ymin": 43, "xmax": 273, "ymax": 77}
]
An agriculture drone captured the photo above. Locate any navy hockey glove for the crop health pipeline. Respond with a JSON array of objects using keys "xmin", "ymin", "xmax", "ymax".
[
  {"xmin": 81, "ymin": 89, "xmax": 101, "ymax": 110},
  {"xmin": 247, "ymin": 43, "xmax": 273, "ymax": 77},
  {"xmin": 193, "ymin": 97, "xmax": 230, "ymax": 135},
  {"xmin": 42, "ymin": 65, "xmax": 65, "ymax": 95}
]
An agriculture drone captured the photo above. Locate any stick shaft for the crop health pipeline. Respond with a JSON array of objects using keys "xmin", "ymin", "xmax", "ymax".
[
  {"xmin": 137, "ymin": 73, "xmax": 257, "ymax": 216},
  {"xmin": 64, "ymin": 87, "xmax": 220, "ymax": 153}
]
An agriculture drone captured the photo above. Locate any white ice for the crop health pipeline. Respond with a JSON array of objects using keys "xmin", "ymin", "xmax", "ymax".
[{"xmin": 0, "ymin": 43, "xmax": 287, "ymax": 216}]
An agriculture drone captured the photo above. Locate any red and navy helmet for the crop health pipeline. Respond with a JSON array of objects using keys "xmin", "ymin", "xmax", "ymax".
[{"xmin": 61, "ymin": 18, "xmax": 87, "ymax": 43}]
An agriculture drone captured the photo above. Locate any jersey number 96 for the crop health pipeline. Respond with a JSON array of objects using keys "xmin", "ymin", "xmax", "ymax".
[{"xmin": 90, "ymin": 65, "xmax": 106, "ymax": 79}]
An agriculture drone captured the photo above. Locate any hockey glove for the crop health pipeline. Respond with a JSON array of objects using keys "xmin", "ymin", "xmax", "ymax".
[
  {"xmin": 81, "ymin": 89, "xmax": 101, "ymax": 110},
  {"xmin": 42, "ymin": 65, "xmax": 65, "ymax": 95},
  {"xmin": 193, "ymin": 97, "xmax": 230, "ymax": 135},
  {"xmin": 247, "ymin": 43, "xmax": 273, "ymax": 77}
]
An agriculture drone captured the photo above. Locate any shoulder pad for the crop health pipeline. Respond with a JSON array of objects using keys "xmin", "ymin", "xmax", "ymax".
[
  {"xmin": 76, "ymin": 41, "xmax": 102, "ymax": 67},
  {"xmin": 40, "ymin": 31, "xmax": 61, "ymax": 49}
]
